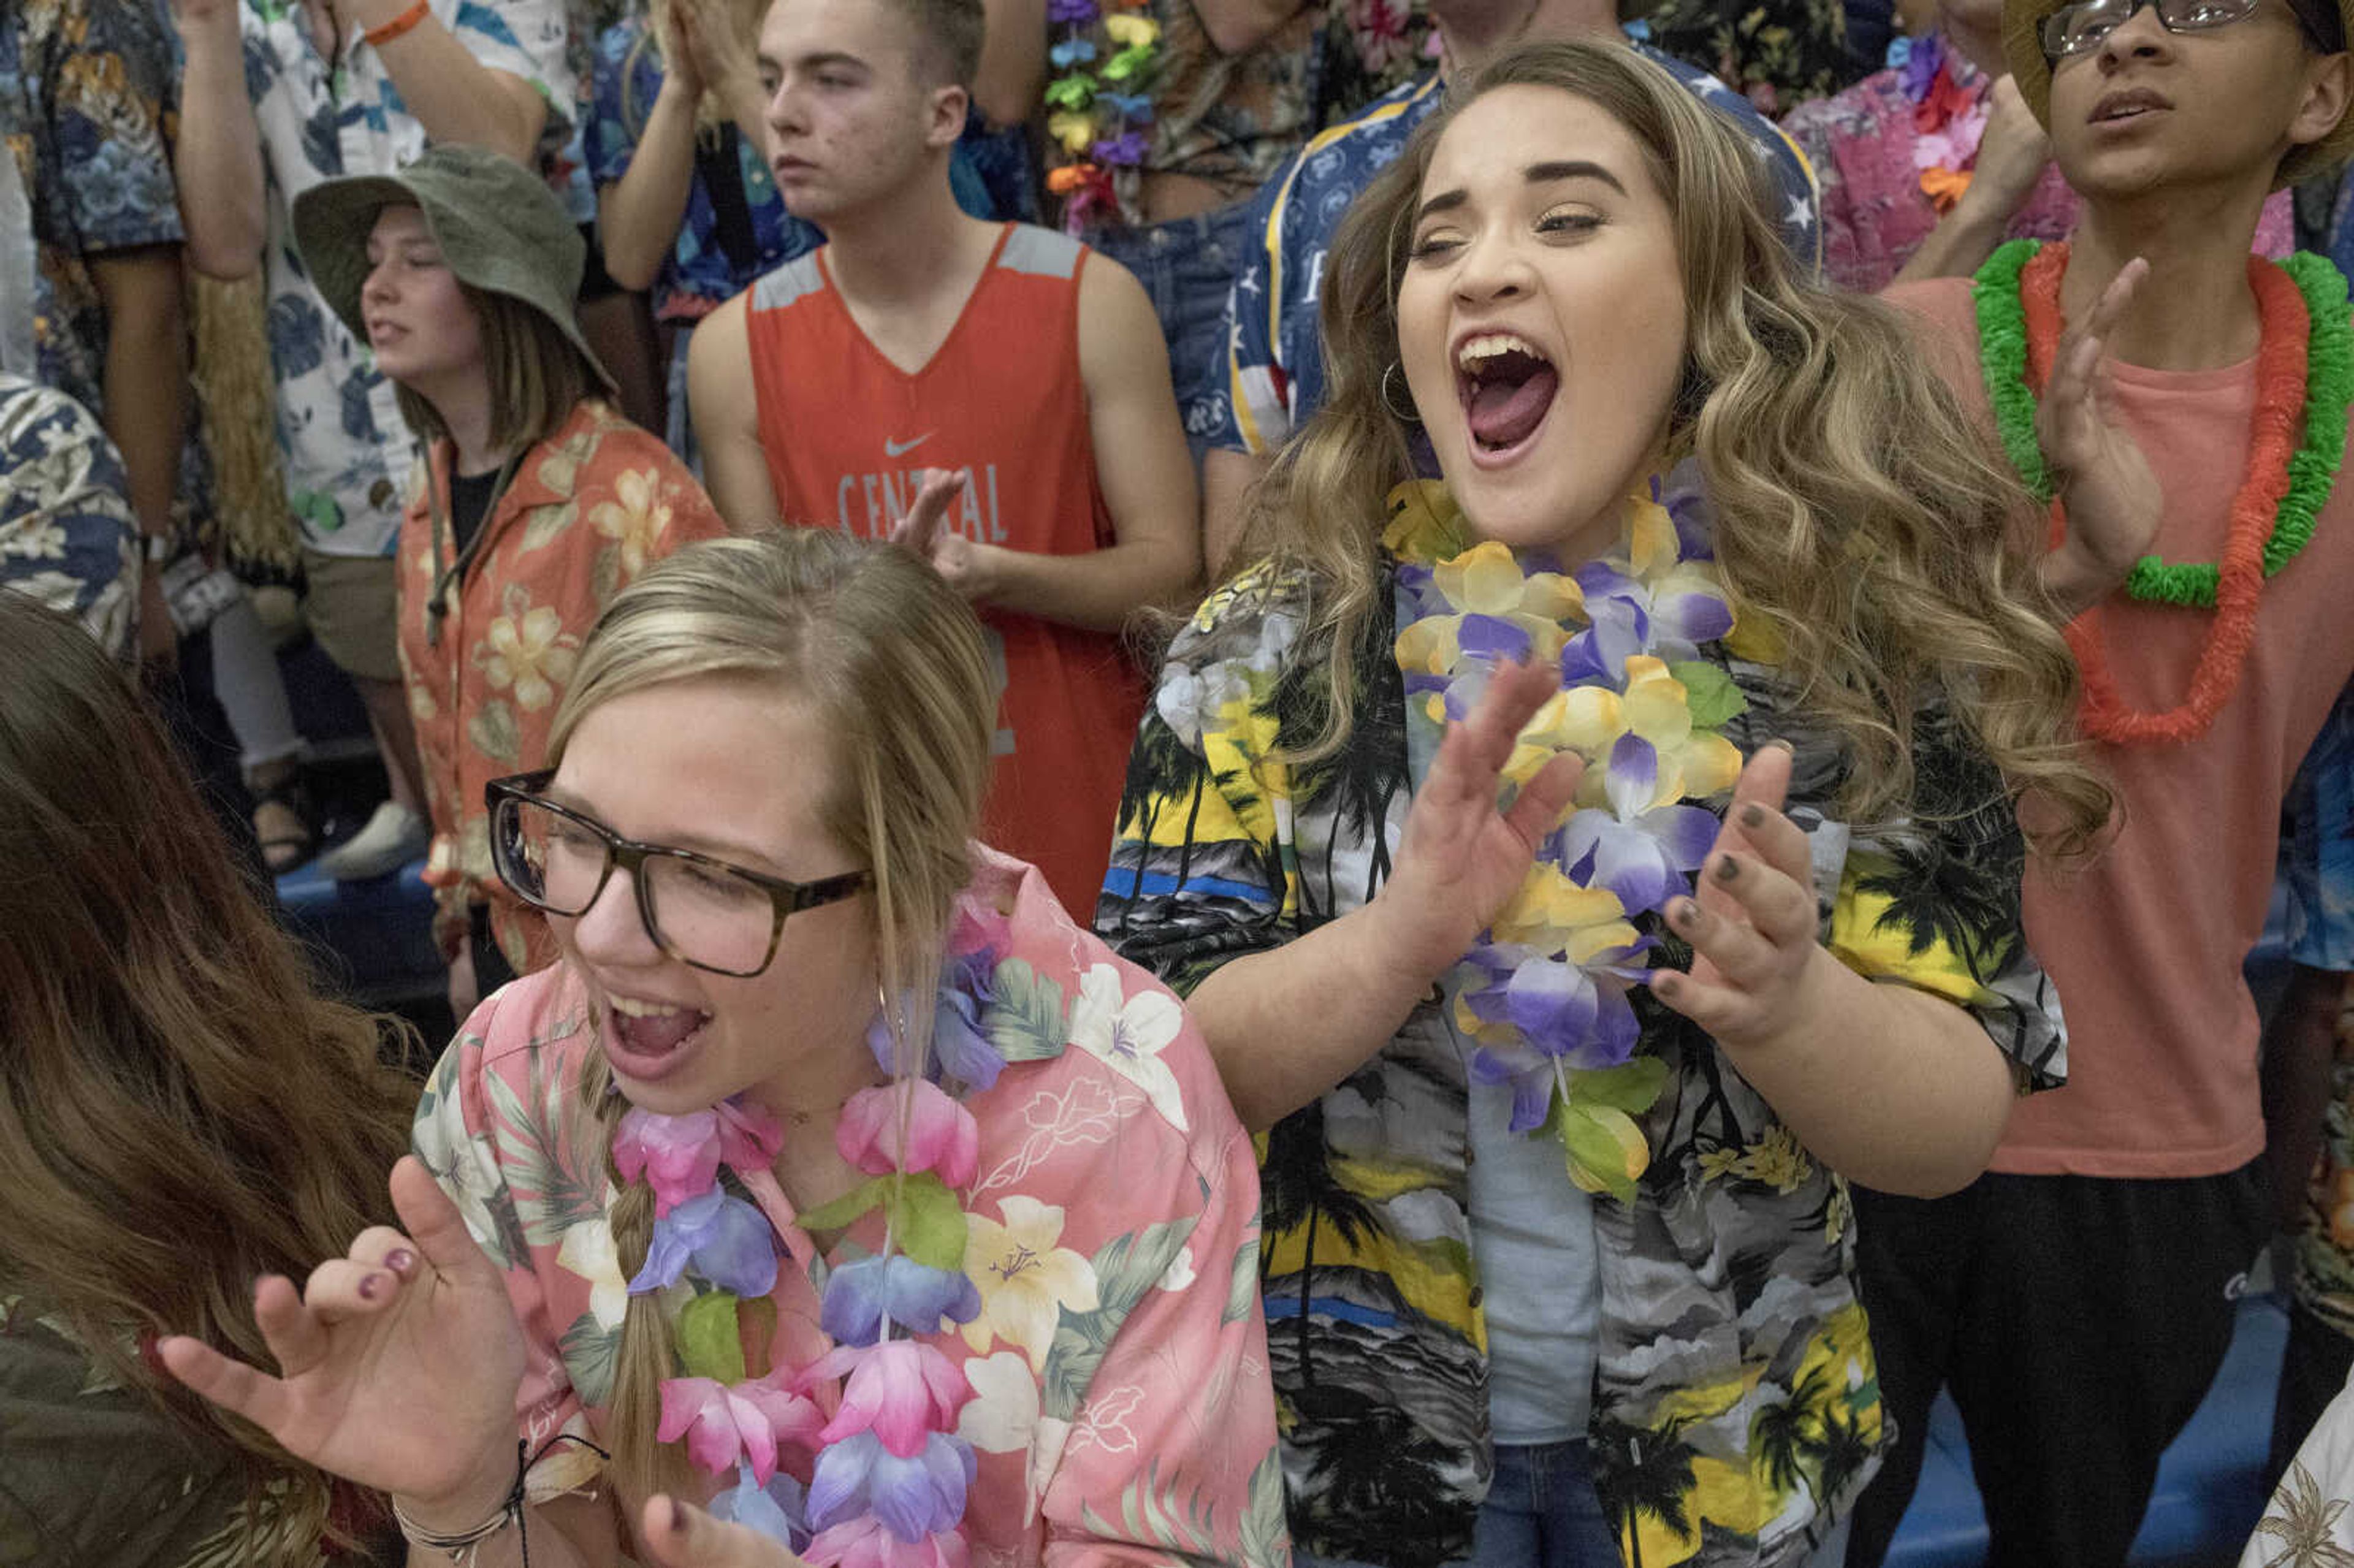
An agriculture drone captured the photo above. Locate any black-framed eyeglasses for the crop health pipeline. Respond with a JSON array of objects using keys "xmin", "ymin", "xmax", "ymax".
[
  {"xmin": 486, "ymin": 771, "xmax": 872, "ymax": 978},
  {"xmin": 2041, "ymin": 0, "xmax": 2339, "ymax": 56}
]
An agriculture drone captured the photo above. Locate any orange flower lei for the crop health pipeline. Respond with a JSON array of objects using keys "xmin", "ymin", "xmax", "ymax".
[{"xmin": 2022, "ymin": 241, "xmax": 2307, "ymax": 746}]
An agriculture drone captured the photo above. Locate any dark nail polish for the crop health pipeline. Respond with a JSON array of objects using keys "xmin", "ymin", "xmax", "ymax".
[
  {"xmin": 1713, "ymin": 855, "xmax": 1740, "ymax": 883},
  {"xmin": 357, "ymin": 1273, "xmax": 382, "ymax": 1302},
  {"xmin": 1671, "ymin": 899, "xmax": 1696, "ymax": 928},
  {"xmin": 1740, "ymin": 803, "xmax": 1765, "ymax": 828},
  {"xmin": 386, "ymin": 1249, "xmax": 416, "ymax": 1274},
  {"xmin": 669, "ymin": 1500, "xmax": 691, "ymax": 1537}
]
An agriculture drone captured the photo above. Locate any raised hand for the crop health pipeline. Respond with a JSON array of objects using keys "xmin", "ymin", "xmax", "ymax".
[
  {"xmin": 642, "ymin": 1496, "xmax": 809, "ymax": 1567},
  {"xmin": 164, "ymin": 0, "xmax": 242, "ymax": 39},
  {"xmin": 1371, "ymin": 659, "xmax": 1586, "ymax": 981},
  {"xmin": 1648, "ymin": 743, "xmax": 1835, "ymax": 1048},
  {"xmin": 2040, "ymin": 256, "xmax": 2160, "ymax": 605},
  {"xmin": 660, "ymin": 0, "xmax": 711, "ymax": 102},
  {"xmin": 157, "ymin": 1156, "xmax": 528, "ymax": 1526},
  {"xmin": 1965, "ymin": 75, "xmax": 2054, "ymax": 223},
  {"xmin": 676, "ymin": 0, "xmax": 760, "ymax": 104}
]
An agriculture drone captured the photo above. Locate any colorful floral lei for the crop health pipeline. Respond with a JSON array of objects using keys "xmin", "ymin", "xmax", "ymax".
[
  {"xmin": 1891, "ymin": 34, "xmax": 1986, "ymax": 216},
  {"xmin": 614, "ymin": 903, "xmax": 1014, "ymax": 1566},
  {"xmin": 1043, "ymin": 0, "xmax": 1160, "ymax": 231},
  {"xmin": 1974, "ymin": 237, "xmax": 2353, "ymax": 745},
  {"xmin": 1387, "ymin": 469, "xmax": 1748, "ymax": 1199}
]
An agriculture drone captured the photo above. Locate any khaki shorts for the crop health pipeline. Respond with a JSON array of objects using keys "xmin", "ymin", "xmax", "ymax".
[{"xmin": 301, "ymin": 548, "xmax": 402, "ymax": 684}]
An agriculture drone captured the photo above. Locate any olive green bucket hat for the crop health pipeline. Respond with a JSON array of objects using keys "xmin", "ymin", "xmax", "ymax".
[
  {"xmin": 291, "ymin": 143, "xmax": 617, "ymax": 393},
  {"xmin": 2003, "ymin": 0, "xmax": 2354, "ymax": 187}
]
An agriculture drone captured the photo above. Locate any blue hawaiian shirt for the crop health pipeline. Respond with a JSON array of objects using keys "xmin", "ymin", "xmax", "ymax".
[
  {"xmin": 2288, "ymin": 681, "xmax": 2354, "ymax": 972},
  {"xmin": 583, "ymin": 17, "xmax": 819, "ymax": 321},
  {"xmin": 1198, "ymin": 42, "xmax": 1823, "ymax": 455},
  {"xmin": 0, "ymin": 376, "xmax": 139, "ymax": 661},
  {"xmin": 0, "ymin": 0, "xmax": 186, "ymax": 421},
  {"xmin": 239, "ymin": 0, "xmax": 573, "ymax": 560}
]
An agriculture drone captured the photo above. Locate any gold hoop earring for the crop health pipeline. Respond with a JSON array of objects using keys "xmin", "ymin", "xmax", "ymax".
[{"xmin": 1382, "ymin": 361, "xmax": 1421, "ymax": 424}]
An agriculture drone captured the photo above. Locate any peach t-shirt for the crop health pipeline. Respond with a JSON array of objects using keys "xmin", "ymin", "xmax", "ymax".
[{"xmin": 1894, "ymin": 273, "xmax": 2354, "ymax": 1177}]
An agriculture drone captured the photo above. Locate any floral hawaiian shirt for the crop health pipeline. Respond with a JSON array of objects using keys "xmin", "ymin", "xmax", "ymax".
[
  {"xmin": 395, "ymin": 398, "xmax": 726, "ymax": 970},
  {"xmin": 1095, "ymin": 473, "xmax": 2066, "ymax": 1568},
  {"xmin": 0, "ymin": 375, "xmax": 138, "ymax": 661},
  {"xmin": 238, "ymin": 0, "xmax": 573, "ymax": 560},
  {"xmin": 1310, "ymin": 0, "xmax": 1437, "ymax": 126},
  {"xmin": 583, "ymin": 17, "xmax": 820, "ymax": 324},
  {"xmin": 1627, "ymin": 1, "xmax": 1854, "ymax": 117},
  {"xmin": 2287, "ymin": 682, "xmax": 2354, "ymax": 974},
  {"xmin": 411, "ymin": 849, "xmax": 1288, "ymax": 1567},
  {"xmin": 0, "ymin": 0, "xmax": 185, "ymax": 422},
  {"xmin": 1779, "ymin": 37, "xmax": 2295, "ymax": 294},
  {"xmin": 1200, "ymin": 42, "xmax": 1820, "ymax": 458}
]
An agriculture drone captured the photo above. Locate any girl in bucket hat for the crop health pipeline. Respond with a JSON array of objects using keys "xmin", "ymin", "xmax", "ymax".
[{"xmin": 292, "ymin": 143, "xmax": 729, "ymax": 1022}]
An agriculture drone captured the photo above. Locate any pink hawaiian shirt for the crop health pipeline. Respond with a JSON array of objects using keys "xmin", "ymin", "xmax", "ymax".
[
  {"xmin": 1781, "ymin": 42, "xmax": 2293, "ymax": 294},
  {"xmin": 411, "ymin": 849, "xmax": 1287, "ymax": 1567}
]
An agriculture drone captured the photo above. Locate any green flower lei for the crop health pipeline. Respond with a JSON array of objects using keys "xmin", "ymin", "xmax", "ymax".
[{"xmin": 1973, "ymin": 237, "xmax": 2354, "ymax": 609}]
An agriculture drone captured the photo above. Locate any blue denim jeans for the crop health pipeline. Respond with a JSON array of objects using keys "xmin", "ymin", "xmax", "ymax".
[{"xmin": 1084, "ymin": 197, "xmax": 1255, "ymax": 454}]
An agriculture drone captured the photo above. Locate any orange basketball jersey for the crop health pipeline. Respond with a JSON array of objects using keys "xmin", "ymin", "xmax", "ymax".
[{"xmin": 744, "ymin": 224, "xmax": 1145, "ymax": 917}]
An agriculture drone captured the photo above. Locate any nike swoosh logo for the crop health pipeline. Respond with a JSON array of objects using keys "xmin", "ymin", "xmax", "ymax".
[{"xmin": 883, "ymin": 433, "xmax": 934, "ymax": 457}]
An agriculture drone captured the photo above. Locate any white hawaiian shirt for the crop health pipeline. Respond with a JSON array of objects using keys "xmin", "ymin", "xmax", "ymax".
[{"xmin": 238, "ymin": 0, "xmax": 573, "ymax": 558}]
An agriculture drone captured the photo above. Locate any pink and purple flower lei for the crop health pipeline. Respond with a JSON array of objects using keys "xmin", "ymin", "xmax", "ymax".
[{"xmin": 615, "ymin": 904, "xmax": 1013, "ymax": 1565}]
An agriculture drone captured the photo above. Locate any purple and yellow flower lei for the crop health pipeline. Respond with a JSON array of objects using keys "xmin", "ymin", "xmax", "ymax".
[
  {"xmin": 1387, "ymin": 471, "xmax": 1748, "ymax": 1199},
  {"xmin": 614, "ymin": 905, "xmax": 1014, "ymax": 1567}
]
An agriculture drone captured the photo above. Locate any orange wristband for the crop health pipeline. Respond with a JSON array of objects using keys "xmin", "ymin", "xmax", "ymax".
[{"xmin": 363, "ymin": 0, "xmax": 430, "ymax": 47}]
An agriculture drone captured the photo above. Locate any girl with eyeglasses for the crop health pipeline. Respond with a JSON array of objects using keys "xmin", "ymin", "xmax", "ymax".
[
  {"xmin": 160, "ymin": 528, "xmax": 1285, "ymax": 1568},
  {"xmin": 288, "ymin": 143, "xmax": 729, "ymax": 1027}
]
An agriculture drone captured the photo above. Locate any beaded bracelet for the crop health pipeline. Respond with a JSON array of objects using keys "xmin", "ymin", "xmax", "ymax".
[{"xmin": 363, "ymin": 0, "xmax": 431, "ymax": 48}]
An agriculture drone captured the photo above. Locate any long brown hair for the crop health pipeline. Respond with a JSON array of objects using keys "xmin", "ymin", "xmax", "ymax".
[
  {"xmin": 544, "ymin": 529, "xmax": 997, "ymax": 1508},
  {"xmin": 1239, "ymin": 39, "xmax": 2112, "ymax": 853},
  {"xmin": 0, "ymin": 596, "xmax": 416, "ymax": 1556}
]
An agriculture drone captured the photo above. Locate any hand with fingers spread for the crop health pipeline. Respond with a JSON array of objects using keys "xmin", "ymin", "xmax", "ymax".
[
  {"xmin": 642, "ymin": 1496, "xmax": 808, "ymax": 1568},
  {"xmin": 1369, "ymin": 659, "xmax": 1587, "ymax": 983},
  {"xmin": 2038, "ymin": 256, "xmax": 2162, "ymax": 611},
  {"xmin": 156, "ymin": 1155, "xmax": 530, "ymax": 1529},
  {"xmin": 1647, "ymin": 743, "xmax": 1838, "ymax": 1048},
  {"xmin": 889, "ymin": 468, "xmax": 992, "ymax": 602}
]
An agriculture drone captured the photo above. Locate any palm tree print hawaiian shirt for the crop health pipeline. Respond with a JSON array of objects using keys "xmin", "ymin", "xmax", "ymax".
[
  {"xmin": 1095, "ymin": 481, "xmax": 2067, "ymax": 1568},
  {"xmin": 410, "ymin": 850, "xmax": 1289, "ymax": 1566}
]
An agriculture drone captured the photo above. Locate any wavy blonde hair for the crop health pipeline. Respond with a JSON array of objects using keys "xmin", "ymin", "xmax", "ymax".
[
  {"xmin": 0, "ymin": 596, "xmax": 415, "ymax": 1559},
  {"xmin": 542, "ymin": 528, "xmax": 996, "ymax": 1509},
  {"xmin": 1240, "ymin": 39, "xmax": 2111, "ymax": 853}
]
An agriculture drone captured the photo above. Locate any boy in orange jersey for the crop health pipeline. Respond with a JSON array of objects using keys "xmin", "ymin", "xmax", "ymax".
[{"xmin": 687, "ymin": 0, "xmax": 1197, "ymax": 918}]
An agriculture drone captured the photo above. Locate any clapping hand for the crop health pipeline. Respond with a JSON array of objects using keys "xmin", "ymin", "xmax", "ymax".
[
  {"xmin": 1373, "ymin": 659, "xmax": 1587, "ymax": 982},
  {"xmin": 2038, "ymin": 256, "xmax": 2160, "ymax": 609},
  {"xmin": 1648, "ymin": 743, "xmax": 1837, "ymax": 1049},
  {"xmin": 158, "ymin": 1157, "xmax": 528, "ymax": 1528}
]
